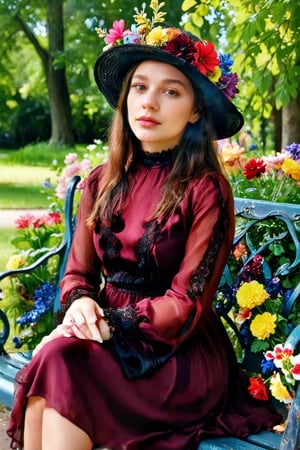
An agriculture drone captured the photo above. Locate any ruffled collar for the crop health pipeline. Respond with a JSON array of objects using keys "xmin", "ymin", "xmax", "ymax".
[{"xmin": 136, "ymin": 147, "xmax": 178, "ymax": 168}]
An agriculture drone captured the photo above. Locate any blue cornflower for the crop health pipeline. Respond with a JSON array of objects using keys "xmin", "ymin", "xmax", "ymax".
[
  {"xmin": 285, "ymin": 142, "xmax": 300, "ymax": 161},
  {"xmin": 218, "ymin": 53, "xmax": 233, "ymax": 75},
  {"xmin": 42, "ymin": 179, "xmax": 53, "ymax": 189},
  {"xmin": 17, "ymin": 282, "xmax": 55, "ymax": 326},
  {"xmin": 12, "ymin": 336, "xmax": 23, "ymax": 349},
  {"xmin": 266, "ymin": 277, "xmax": 281, "ymax": 298},
  {"xmin": 261, "ymin": 358, "xmax": 276, "ymax": 374}
]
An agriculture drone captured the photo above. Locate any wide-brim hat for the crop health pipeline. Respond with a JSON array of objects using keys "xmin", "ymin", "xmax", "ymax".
[{"xmin": 94, "ymin": 38, "xmax": 244, "ymax": 140}]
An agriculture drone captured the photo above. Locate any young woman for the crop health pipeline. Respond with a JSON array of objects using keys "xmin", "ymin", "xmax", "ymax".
[{"xmin": 7, "ymin": 7, "xmax": 280, "ymax": 450}]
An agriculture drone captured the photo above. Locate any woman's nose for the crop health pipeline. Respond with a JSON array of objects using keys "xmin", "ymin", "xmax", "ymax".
[{"xmin": 142, "ymin": 90, "xmax": 159, "ymax": 110}]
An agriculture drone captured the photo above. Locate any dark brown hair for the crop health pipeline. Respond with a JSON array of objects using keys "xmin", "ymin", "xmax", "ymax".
[{"xmin": 88, "ymin": 64, "xmax": 225, "ymax": 226}]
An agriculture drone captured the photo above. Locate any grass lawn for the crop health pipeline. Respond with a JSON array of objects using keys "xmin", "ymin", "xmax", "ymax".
[
  {"xmin": 0, "ymin": 164, "xmax": 54, "ymax": 208},
  {"xmin": 0, "ymin": 228, "xmax": 17, "ymax": 271}
]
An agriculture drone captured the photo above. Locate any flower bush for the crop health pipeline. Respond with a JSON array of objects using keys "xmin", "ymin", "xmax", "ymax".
[
  {"xmin": 3, "ymin": 211, "xmax": 64, "ymax": 349},
  {"xmin": 216, "ymin": 225, "xmax": 300, "ymax": 405},
  {"xmin": 221, "ymin": 142, "xmax": 300, "ymax": 203},
  {"xmin": 1, "ymin": 141, "xmax": 108, "ymax": 350}
]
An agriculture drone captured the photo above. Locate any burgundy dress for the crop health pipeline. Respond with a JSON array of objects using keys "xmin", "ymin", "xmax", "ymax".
[{"xmin": 7, "ymin": 149, "xmax": 280, "ymax": 449}]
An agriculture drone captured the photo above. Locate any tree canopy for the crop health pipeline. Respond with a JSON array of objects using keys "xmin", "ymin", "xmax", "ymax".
[
  {"xmin": 0, "ymin": 0, "xmax": 299, "ymax": 149},
  {"xmin": 182, "ymin": 0, "xmax": 300, "ymax": 148}
]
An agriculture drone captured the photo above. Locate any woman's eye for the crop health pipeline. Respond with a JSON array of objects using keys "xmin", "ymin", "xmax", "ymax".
[
  {"xmin": 165, "ymin": 89, "xmax": 178, "ymax": 96},
  {"xmin": 131, "ymin": 83, "xmax": 146, "ymax": 91}
]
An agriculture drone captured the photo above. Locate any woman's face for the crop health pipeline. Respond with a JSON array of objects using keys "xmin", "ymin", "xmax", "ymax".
[{"xmin": 127, "ymin": 60, "xmax": 199, "ymax": 153}]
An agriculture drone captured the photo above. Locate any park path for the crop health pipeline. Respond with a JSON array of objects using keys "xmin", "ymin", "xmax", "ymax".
[
  {"xmin": 0, "ymin": 405, "xmax": 10, "ymax": 450},
  {"xmin": 0, "ymin": 209, "xmax": 48, "ymax": 228}
]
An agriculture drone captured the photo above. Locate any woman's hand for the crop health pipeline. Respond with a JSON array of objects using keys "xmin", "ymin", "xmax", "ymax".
[
  {"xmin": 33, "ymin": 296, "xmax": 111, "ymax": 357},
  {"xmin": 62, "ymin": 296, "xmax": 111, "ymax": 342}
]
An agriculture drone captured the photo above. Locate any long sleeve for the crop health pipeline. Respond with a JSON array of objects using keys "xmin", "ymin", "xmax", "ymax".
[{"xmin": 136, "ymin": 174, "xmax": 235, "ymax": 345}]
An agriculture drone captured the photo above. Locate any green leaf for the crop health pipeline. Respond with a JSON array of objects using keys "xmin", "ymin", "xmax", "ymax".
[
  {"xmin": 251, "ymin": 340, "xmax": 270, "ymax": 353},
  {"xmin": 181, "ymin": 0, "xmax": 197, "ymax": 12}
]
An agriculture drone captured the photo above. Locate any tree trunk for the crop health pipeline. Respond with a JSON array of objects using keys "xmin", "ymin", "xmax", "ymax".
[
  {"xmin": 282, "ymin": 88, "xmax": 300, "ymax": 148},
  {"xmin": 14, "ymin": 1, "xmax": 75, "ymax": 146},
  {"xmin": 272, "ymin": 107, "xmax": 282, "ymax": 152},
  {"xmin": 46, "ymin": 0, "xmax": 74, "ymax": 145}
]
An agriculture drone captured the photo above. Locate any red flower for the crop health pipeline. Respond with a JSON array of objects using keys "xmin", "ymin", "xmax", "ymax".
[
  {"xmin": 33, "ymin": 216, "xmax": 47, "ymax": 228},
  {"xmin": 162, "ymin": 33, "xmax": 196, "ymax": 64},
  {"xmin": 243, "ymin": 158, "xmax": 266, "ymax": 180},
  {"xmin": 45, "ymin": 212, "xmax": 62, "ymax": 226},
  {"xmin": 291, "ymin": 364, "xmax": 300, "ymax": 380},
  {"xmin": 15, "ymin": 213, "xmax": 35, "ymax": 229},
  {"xmin": 248, "ymin": 376, "xmax": 269, "ymax": 401},
  {"xmin": 193, "ymin": 41, "xmax": 219, "ymax": 75}
]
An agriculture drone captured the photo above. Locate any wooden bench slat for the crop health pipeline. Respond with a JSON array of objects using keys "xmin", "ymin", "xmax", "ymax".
[
  {"xmin": 244, "ymin": 430, "xmax": 282, "ymax": 449},
  {"xmin": 198, "ymin": 435, "xmax": 267, "ymax": 449},
  {"xmin": 0, "ymin": 373, "xmax": 15, "ymax": 408}
]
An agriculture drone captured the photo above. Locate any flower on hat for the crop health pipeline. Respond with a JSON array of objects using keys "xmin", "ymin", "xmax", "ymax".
[{"xmin": 95, "ymin": 0, "xmax": 239, "ymax": 100}]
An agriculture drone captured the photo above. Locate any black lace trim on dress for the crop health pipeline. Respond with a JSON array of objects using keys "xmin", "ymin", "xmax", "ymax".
[
  {"xmin": 136, "ymin": 146, "xmax": 178, "ymax": 168},
  {"xmin": 98, "ymin": 214, "xmax": 169, "ymax": 295},
  {"xmin": 187, "ymin": 178, "xmax": 228, "ymax": 302},
  {"xmin": 103, "ymin": 305, "xmax": 146, "ymax": 338}
]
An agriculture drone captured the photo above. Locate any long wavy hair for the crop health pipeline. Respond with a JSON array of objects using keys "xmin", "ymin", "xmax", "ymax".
[{"xmin": 88, "ymin": 64, "xmax": 225, "ymax": 227}]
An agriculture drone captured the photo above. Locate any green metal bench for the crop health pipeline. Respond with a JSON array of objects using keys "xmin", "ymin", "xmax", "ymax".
[{"xmin": 0, "ymin": 177, "xmax": 299, "ymax": 449}]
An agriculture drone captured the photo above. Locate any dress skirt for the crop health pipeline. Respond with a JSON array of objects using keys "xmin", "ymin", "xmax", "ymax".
[{"xmin": 7, "ymin": 313, "xmax": 280, "ymax": 450}]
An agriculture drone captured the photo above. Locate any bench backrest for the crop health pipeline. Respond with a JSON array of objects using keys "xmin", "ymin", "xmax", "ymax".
[
  {"xmin": 0, "ymin": 175, "xmax": 80, "ymax": 353},
  {"xmin": 1, "ymin": 177, "xmax": 299, "ymax": 358}
]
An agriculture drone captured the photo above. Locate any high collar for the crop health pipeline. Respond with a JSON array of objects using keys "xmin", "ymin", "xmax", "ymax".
[{"xmin": 136, "ymin": 147, "xmax": 178, "ymax": 168}]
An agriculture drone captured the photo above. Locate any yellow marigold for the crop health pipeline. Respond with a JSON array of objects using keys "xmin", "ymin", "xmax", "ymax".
[
  {"xmin": 207, "ymin": 66, "xmax": 222, "ymax": 83},
  {"xmin": 166, "ymin": 28, "xmax": 181, "ymax": 41},
  {"xmin": 145, "ymin": 26, "xmax": 168, "ymax": 46},
  {"xmin": 281, "ymin": 158, "xmax": 300, "ymax": 181},
  {"xmin": 236, "ymin": 280, "xmax": 269, "ymax": 309},
  {"xmin": 269, "ymin": 372, "xmax": 293, "ymax": 403},
  {"xmin": 6, "ymin": 254, "xmax": 26, "ymax": 270},
  {"xmin": 250, "ymin": 312, "xmax": 277, "ymax": 340}
]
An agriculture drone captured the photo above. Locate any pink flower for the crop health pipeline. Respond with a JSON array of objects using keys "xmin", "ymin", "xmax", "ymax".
[
  {"xmin": 15, "ymin": 213, "xmax": 35, "ymax": 229},
  {"xmin": 104, "ymin": 19, "xmax": 127, "ymax": 45},
  {"xmin": 44, "ymin": 212, "xmax": 62, "ymax": 226},
  {"xmin": 64, "ymin": 163, "xmax": 82, "ymax": 178},
  {"xmin": 80, "ymin": 159, "xmax": 93, "ymax": 173},
  {"xmin": 55, "ymin": 178, "xmax": 68, "ymax": 199},
  {"xmin": 33, "ymin": 216, "xmax": 47, "ymax": 228},
  {"xmin": 64, "ymin": 153, "xmax": 78, "ymax": 164},
  {"xmin": 265, "ymin": 344, "xmax": 293, "ymax": 368}
]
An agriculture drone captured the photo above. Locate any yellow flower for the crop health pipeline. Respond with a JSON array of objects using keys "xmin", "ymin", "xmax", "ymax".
[
  {"xmin": 207, "ymin": 66, "xmax": 222, "ymax": 83},
  {"xmin": 236, "ymin": 280, "xmax": 269, "ymax": 309},
  {"xmin": 269, "ymin": 372, "xmax": 293, "ymax": 403},
  {"xmin": 281, "ymin": 158, "xmax": 300, "ymax": 181},
  {"xmin": 145, "ymin": 26, "xmax": 168, "ymax": 46},
  {"xmin": 6, "ymin": 254, "xmax": 26, "ymax": 270},
  {"xmin": 250, "ymin": 312, "xmax": 277, "ymax": 340}
]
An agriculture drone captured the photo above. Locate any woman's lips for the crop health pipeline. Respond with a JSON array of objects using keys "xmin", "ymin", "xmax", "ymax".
[{"xmin": 136, "ymin": 116, "xmax": 160, "ymax": 127}]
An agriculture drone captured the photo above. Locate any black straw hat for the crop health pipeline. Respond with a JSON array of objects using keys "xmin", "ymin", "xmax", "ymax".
[{"xmin": 94, "ymin": 4, "xmax": 244, "ymax": 139}]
